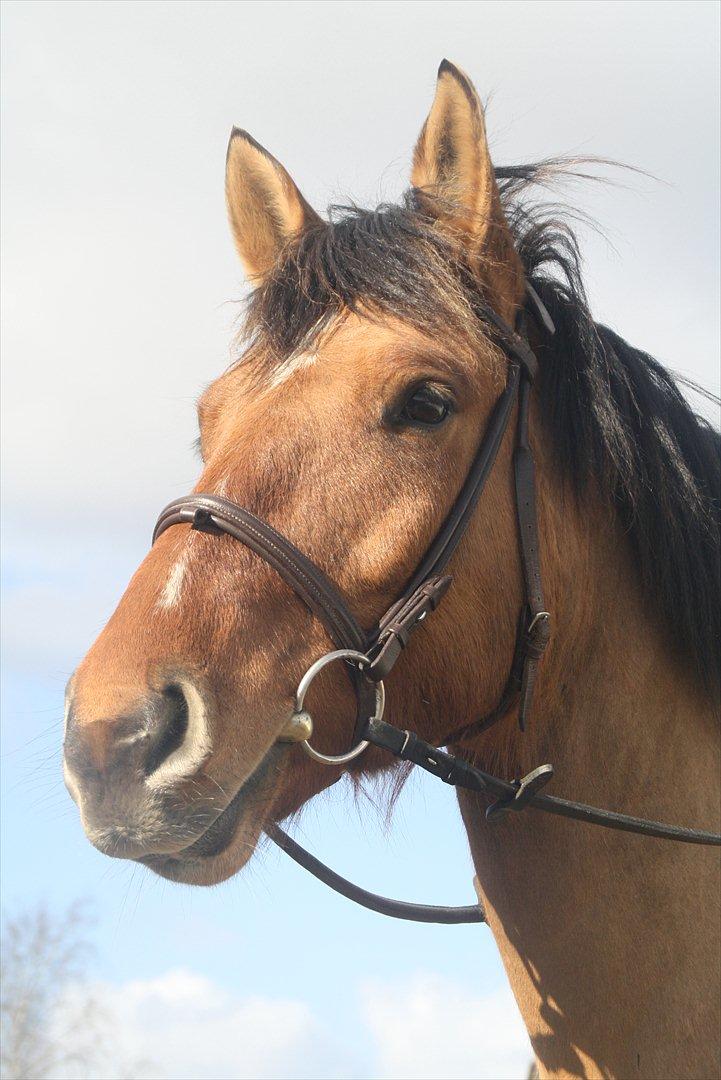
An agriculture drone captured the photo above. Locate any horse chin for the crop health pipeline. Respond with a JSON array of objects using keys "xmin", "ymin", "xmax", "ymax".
[
  {"xmin": 140, "ymin": 743, "xmax": 285, "ymax": 886},
  {"xmin": 140, "ymin": 817, "xmax": 263, "ymax": 885}
]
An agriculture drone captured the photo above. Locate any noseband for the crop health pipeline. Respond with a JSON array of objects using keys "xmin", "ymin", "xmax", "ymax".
[{"xmin": 153, "ymin": 284, "xmax": 720, "ymax": 926}]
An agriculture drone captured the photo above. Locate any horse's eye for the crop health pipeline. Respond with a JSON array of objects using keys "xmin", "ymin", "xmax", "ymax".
[{"xmin": 397, "ymin": 385, "xmax": 453, "ymax": 428}]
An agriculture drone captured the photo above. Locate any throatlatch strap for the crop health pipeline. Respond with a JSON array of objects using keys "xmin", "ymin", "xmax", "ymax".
[
  {"xmin": 513, "ymin": 371, "xmax": 550, "ymax": 731},
  {"xmin": 437, "ymin": 361, "xmax": 550, "ymax": 746}
]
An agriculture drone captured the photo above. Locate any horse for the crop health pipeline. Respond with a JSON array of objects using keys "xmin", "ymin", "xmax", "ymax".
[{"xmin": 63, "ymin": 61, "xmax": 720, "ymax": 1079}]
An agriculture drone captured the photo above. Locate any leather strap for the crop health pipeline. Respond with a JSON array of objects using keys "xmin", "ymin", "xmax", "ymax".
[
  {"xmin": 266, "ymin": 822, "xmax": 485, "ymax": 923},
  {"xmin": 364, "ymin": 717, "xmax": 721, "ymax": 846},
  {"xmin": 513, "ymin": 369, "xmax": 550, "ymax": 730},
  {"xmin": 153, "ymin": 495, "xmax": 379, "ymax": 747},
  {"xmin": 376, "ymin": 360, "xmax": 522, "ymax": 621},
  {"xmin": 437, "ymin": 321, "xmax": 550, "ymax": 744},
  {"xmin": 154, "ymin": 496, "xmax": 367, "ymax": 649},
  {"xmin": 366, "ymin": 575, "xmax": 452, "ymax": 682},
  {"xmin": 263, "ymin": 713, "xmax": 719, "ymax": 927}
]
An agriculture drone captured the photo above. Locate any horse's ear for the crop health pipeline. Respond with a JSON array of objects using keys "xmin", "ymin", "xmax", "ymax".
[
  {"xmin": 225, "ymin": 128, "xmax": 320, "ymax": 281},
  {"xmin": 411, "ymin": 60, "xmax": 501, "ymax": 247}
]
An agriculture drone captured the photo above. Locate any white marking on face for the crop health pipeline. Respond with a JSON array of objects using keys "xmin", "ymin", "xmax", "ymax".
[
  {"xmin": 62, "ymin": 677, "xmax": 81, "ymax": 802},
  {"xmin": 266, "ymin": 350, "xmax": 318, "ymax": 391},
  {"xmin": 63, "ymin": 758, "xmax": 81, "ymax": 804},
  {"xmin": 158, "ymin": 549, "xmax": 190, "ymax": 610},
  {"xmin": 146, "ymin": 678, "xmax": 212, "ymax": 790},
  {"xmin": 156, "ymin": 478, "xmax": 234, "ymax": 614},
  {"xmin": 63, "ymin": 677, "xmax": 75, "ymax": 734}
]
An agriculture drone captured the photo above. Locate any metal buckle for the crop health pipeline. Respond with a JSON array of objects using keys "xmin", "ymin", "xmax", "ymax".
[
  {"xmin": 527, "ymin": 610, "xmax": 551, "ymax": 634},
  {"xmin": 485, "ymin": 763, "xmax": 554, "ymax": 821},
  {"xmin": 367, "ymin": 575, "xmax": 453, "ymax": 681},
  {"xmin": 287, "ymin": 650, "xmax": 384, "ymax": 766}
]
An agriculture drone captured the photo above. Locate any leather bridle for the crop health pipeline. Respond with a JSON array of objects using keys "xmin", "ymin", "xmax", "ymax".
[{"xmin": 153, "ymin": 284, "xmax": 720, "ymax": 926}]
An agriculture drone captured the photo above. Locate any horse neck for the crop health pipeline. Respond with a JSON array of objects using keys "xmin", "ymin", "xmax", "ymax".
[{"xmin": 459, "ymin": 458, "xmax": 721, "ymax": 1079}]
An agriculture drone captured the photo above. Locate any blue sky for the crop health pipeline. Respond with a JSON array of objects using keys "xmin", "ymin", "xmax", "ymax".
[{"xmin": 2, "ymin": 2, "xmax": 719, "ymax": 1077}]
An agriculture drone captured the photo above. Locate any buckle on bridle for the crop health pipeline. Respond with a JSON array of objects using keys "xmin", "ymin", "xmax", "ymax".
[
  {"xmin": 485, "ymin": 763, "xmax": 554, "ymax": 822},
  {"xmin": 366, "ymin": 574, "xmax": 453, "ymax": 681},
  {"xmin": 525, "ymin": 610, "xmax": 551, "ymax": 658}
]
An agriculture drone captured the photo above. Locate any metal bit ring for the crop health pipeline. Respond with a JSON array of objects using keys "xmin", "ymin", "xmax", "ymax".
[{"xmin": 293, "ymin": 649, "xmax": 384, "ymax": 765}]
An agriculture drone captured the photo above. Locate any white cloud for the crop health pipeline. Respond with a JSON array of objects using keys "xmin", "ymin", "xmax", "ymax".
[
  {"xmin": 49, "ymin": 969, "xmax": 533, "ymax": 1080},
  {"xmin": 360, "ymin": 972, "xmax": 533, "ymax": 1080},
  {"xmin": 57, "ymin": 968, "xmax": 362, "ymax": 1080}
]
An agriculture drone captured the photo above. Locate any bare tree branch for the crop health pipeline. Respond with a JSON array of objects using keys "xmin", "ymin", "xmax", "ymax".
[{"xmin": 1, "ymin": 903, "xmax": 155, "ymax": 1080}]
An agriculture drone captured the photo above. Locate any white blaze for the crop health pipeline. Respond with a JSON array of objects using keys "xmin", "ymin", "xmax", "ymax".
[
  {"xmin": 158, "ymin": 549, "xmax": 190, "ymax": 610},
  {"xmin": 266, "ymin": 350, "xmax": 318, "ymax": 391}
]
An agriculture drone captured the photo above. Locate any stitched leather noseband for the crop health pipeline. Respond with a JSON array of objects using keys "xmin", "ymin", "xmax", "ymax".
[{"xmin": 153, "ymin": 286, "xmax": 720, "ymax": 926}]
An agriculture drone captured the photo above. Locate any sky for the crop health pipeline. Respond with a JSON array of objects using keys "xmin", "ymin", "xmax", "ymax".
[{"xmin": 1, "ymin": 2, "xmax": 719, "ymax": 1078}]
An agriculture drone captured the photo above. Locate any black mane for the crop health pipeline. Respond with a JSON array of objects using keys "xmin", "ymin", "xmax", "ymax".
[{"xmin": 243, "ymin": 165, "xmax": 721, "ymax": 700}]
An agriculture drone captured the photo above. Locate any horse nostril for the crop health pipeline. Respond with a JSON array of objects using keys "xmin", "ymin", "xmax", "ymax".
[{"xmin": 144, "ymin": 685, "xmax": 189, "ymax": 776}]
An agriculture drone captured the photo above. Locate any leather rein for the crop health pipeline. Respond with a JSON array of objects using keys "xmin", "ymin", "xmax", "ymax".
[{"xmin": 153, "ymin": 285, "xmax": 721, "ymax": 926}]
